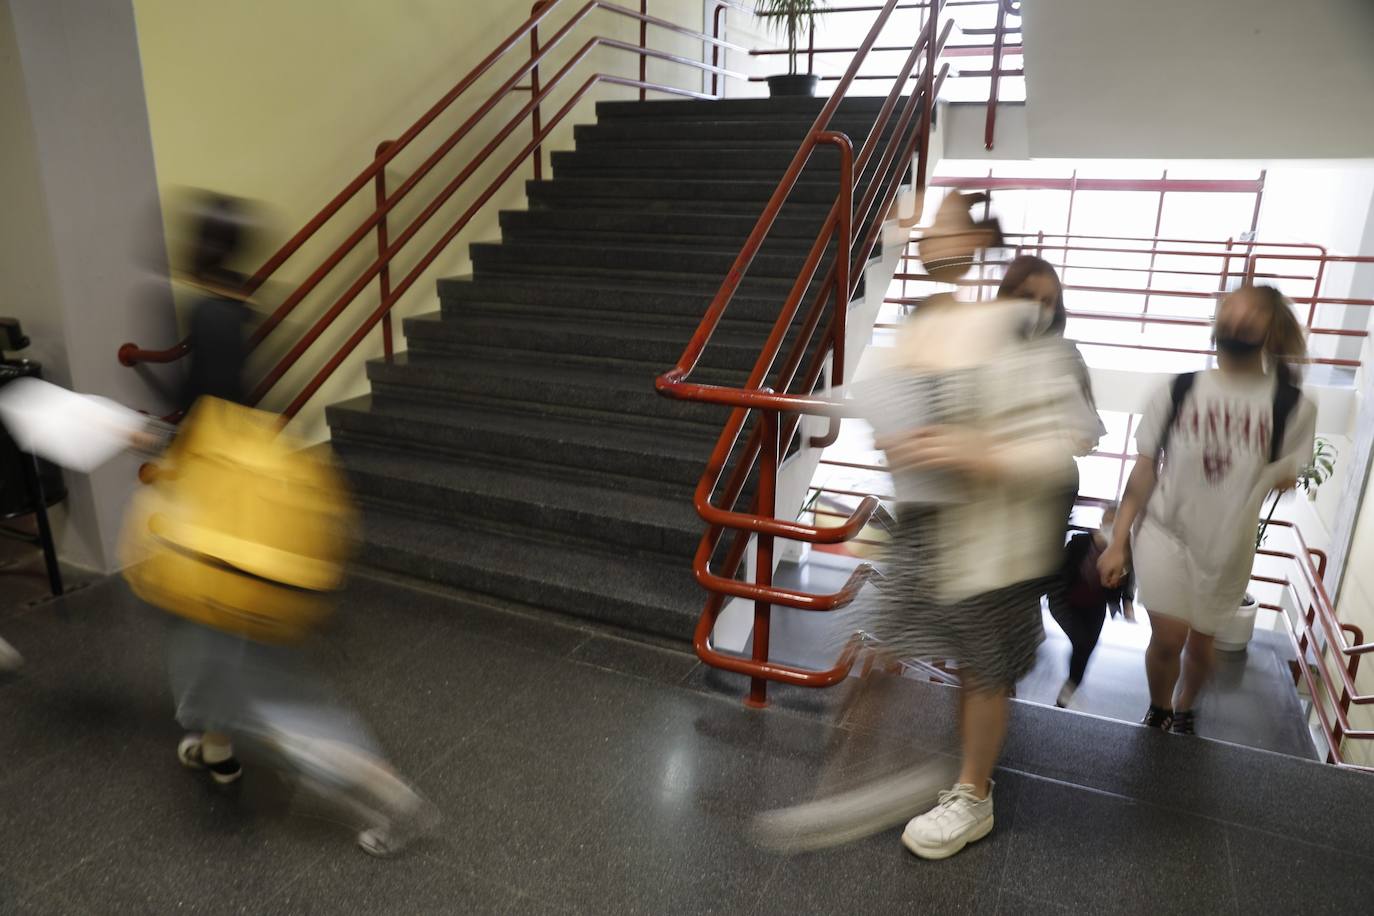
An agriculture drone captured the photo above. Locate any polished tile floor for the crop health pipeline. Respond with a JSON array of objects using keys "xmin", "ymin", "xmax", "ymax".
[{"xmin": 2, "ymin": 565, "xmax": 1373, "ymax": 914}]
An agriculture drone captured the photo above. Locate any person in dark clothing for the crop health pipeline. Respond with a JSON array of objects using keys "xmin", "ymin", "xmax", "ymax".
[
  {"xmin": 177, "ymin": 193, "xmax": 253, "ymax": 413},
  {"xmin": 1048, "ymin": 503, "xmax": 1135, "ymax": 708}
]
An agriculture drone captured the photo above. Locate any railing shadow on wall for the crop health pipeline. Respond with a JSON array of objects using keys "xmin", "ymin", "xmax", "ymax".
[{"xmin": 119, "ymin": 0, "xmax": 762, "ymax": 421}]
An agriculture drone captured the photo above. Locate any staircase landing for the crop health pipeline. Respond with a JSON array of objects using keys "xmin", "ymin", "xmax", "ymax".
[{"xmin": 3, "ymin": 573, "xmax": 1372, "ymax": 913}]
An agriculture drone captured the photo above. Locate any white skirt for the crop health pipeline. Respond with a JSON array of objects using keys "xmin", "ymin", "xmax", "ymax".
[{"xmin": 1133, "ymin": 519, "xmax": 1250, "ymax": 635}]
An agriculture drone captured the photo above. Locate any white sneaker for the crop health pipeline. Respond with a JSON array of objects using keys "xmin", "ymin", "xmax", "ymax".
[
  {"xmin": 1055, "ymin": 680, "xmax": 1077, "ymax": 708},
  {"xmin": 0, "ymin": 636, "xmax": 23, "ymax": 672},
  {"xmin": 901, "ymin": 783, "xmax": 994, "ymax": 860}
]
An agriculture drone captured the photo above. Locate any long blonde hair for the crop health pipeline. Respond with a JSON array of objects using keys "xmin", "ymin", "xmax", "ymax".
[{"xmin": 1242, "ymin": 284, "xmax": 1307, "ymax": 383}]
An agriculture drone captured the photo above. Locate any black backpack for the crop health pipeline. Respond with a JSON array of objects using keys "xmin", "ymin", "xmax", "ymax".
[{"xmin": 1158, "ymin": 371, "xmax": 1301, "ymax": 463}]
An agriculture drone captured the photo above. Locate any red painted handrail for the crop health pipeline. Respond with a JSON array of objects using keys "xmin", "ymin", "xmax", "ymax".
[
  {"xmin": 119, "ymin": 0, "xmax": 752, "ymax": 417},
  {"xmin": 658, "ymin": 0, "xmax": 955, "ymax": 705}
]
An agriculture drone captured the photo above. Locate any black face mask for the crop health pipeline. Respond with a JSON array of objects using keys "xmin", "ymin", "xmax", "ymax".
[{"xmin": 1215, "ymin": 333, "xmax": 1264, "ymax": 357}]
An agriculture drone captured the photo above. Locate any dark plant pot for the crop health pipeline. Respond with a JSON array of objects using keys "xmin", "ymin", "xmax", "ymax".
[{"xmin": 767, "ymin": 74, "xmax": 819, "ymax": 97}]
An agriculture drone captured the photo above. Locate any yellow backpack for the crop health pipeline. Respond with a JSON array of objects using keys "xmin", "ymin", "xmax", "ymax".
[{"xmin": 122, "ymin": 397, "xmax": 356, "ymax": 644}]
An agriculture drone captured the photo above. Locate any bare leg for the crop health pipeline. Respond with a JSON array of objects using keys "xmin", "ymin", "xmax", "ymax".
[
  {"xmin": 1145, "ymin": 611, "xmax": 1190, "ymax": 709},
  {"xmin": 1173, "ymin": 629, "xmax": 1215, "ymax": 711},
  {"xmin": 956, "ymin": 685, "xmax": 1010, "ymax": 799}
]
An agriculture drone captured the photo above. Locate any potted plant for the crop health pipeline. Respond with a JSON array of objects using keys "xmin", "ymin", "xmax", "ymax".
[
  {"xmin": 1217, "ymin": 438, "xmax": 1337, "ymax": 652},
  {"xmin": 756, "ymin": 0, "xmax": 829, "ymax": 97}
]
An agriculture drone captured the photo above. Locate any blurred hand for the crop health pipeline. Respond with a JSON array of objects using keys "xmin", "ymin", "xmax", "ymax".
[
  {"xmin": 128, "ymin": 430, "xmax": 161, "ymax": 453},
  {"xmin": 876, "ymin": 426, "xmax": 993, "ymax": 479},
  {"xmin": 1098, "ymin": 541, "xmax": 1129, "ymax": 589},
  {"xmin": 1275, "ymin": 476, "xmax": 1297, "ymax": 493}
]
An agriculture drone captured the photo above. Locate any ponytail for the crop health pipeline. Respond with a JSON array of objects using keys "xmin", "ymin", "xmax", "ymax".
[{"xmin": 1246, "ymin": 284, "xmax": 1307, "ymax": 383}]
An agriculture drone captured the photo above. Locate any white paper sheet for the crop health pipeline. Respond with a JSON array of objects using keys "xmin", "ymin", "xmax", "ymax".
[{"xmin": 0, "ymin": 377, "xmax": 145, "ymax": 473}]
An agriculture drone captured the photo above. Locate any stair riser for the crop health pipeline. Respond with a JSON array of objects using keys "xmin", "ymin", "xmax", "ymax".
[
  {"xmin": 358, "ymin": 534, "xmax": 697, "ymax": 641},
  {"xmin": 527, "ymin": 178, "xmax": 846, "ymax": 206},
  {"xmin": 367, "ymin": 361, "xmax": 731, "ymax": 431},
  {"xmin": 438, "ymin": 278, "xmax": 788, "ymax": 323},
  {"xmin": 339, "ymin": 460, "xmax": 700, "ymax": 560},
  {"xmin": 470, "ymin": 242, "xmax": 835, "ymax": 283},
  {"xmin": 498, "ymin": 209, "xmax": 826, "ymax": 243},
  {"xmin": 573, "ymin": 119, "xmax": 894, "ymax": 144},
  {"xmin": 328, "ymin": 418, "xmax": 704, "ymax": 500},
  {"xmin": 594, "ymin": 98, "xmax": 904, "ymax": 120},
  {"xmin": 405, "ymin": 316, "xmax": 817, "ymax": 377}
]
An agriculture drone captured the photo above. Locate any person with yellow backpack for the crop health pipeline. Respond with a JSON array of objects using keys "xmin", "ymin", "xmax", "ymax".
[
  {"xmin": 0, "ymin": 193, "xmax": 436, "ymax": 855},
  {"xmin": 129, "ymin": 192, "xmax": 436, "ymax": 855}
]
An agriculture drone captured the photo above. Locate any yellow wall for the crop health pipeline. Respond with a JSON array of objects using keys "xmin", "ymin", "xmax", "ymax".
[{"xmin": 132, "ymin": 0, "xmax": 730, "ymax": 439}]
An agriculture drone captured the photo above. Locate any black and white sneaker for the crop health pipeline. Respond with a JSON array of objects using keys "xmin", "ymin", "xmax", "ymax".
[
  {"xmin": 1142, "ymin": 705, "xmax": 1173, "ymax": 731},
  {"xmin": 178, "ymin": 734, "xmax": 243, "ymax": 786},
  {"xmin": 1170, "ymin": 709, "xmax": 1197, "ymax": 736}
]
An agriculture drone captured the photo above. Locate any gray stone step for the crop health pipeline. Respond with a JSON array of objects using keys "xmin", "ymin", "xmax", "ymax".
[
  {"xmin": 594, "ymin": 96, "xmax": 900, "ymax": 122},
  {"xmin": 358, "ymin": 506, "xmax": 702, "ymax": 640},
  {"xmin": 437, "ymin": 274, "xmax": 790, "ymax": 324},
  {"xmin": 366, "ymin": 352, "xmax": 732, "ymax": 433},
  {"xmin": 336, "ymin": 443, "xmax": 702, "ymax": 560},
  {"xmin": 326, "ymin": 395, "xmax": 719, "ymax": 498}
]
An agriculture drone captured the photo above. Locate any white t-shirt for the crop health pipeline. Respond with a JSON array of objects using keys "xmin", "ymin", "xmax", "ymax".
[{"xmin": 1135, "ymin": 369, "xmax": 1317, "ymax": 608}]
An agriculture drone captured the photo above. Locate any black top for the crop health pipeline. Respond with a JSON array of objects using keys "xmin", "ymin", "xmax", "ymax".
[
  {"xmin": 181, "ymin": 294, "xmax": 250, "ymax": 411},
  {"xmin": 1060, "ymin": 530, "xmax": 1133, "ymax": 615}
]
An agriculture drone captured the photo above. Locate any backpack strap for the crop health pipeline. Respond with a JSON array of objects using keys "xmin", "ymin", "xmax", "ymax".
[
  {"xmin": 1156, "ymin": 372, "xmax": 1197, "ymax": 458},
  {"xmin": 1270, "ymin": 378, "xmax": 1302, "ymax": 464}
]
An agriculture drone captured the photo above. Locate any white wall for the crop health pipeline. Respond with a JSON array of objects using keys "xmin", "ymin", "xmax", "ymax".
[
  {"xmin": 3, "ymin": 0, "xmax": 179, "ymax": 572},
  {"xmin": 1021, "ymin": 0, "xmax": 1374, "ymax": 160},
  {"xmin": 132, "ymin": 0, "xmax": 728, "ymax": 441}
]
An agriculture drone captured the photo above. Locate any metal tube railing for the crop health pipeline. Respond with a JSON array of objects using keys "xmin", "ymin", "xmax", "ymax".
[{"xmin": 658, "ymin": 0, "xmax": 955, "ymax": 704}]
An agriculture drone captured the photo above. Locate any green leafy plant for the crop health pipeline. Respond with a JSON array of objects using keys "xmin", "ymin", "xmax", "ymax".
[
  {"xmin": 755, "ymin": 0, "xmax": 830, "ymax": 75},
  {"xmin": 1257, "ymin": 437, "xmax": 1337, "ymax": 549}
]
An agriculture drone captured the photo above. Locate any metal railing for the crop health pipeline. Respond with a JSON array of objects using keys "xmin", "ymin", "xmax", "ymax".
[
  {"xmin": 1257, "ymin": 519, "xmax": 1374, "ymax": 768},
  {"xmin": 657, "ymin": 0, "xmax": 952, "ymax": 706},
  {"xmin": 886, "ymin": 230, "xmax": 1374, "ymax": 371},
  {"xmin": 748, "ymin": 0, "xmax": 1021, "ymax": 147},
  {"xmin": 118, "ymin": 0, "xmax": 756, "ymax": 419}
]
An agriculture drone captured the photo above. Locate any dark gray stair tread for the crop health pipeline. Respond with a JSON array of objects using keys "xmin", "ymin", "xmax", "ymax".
[
  {"xmin": 367, "ymin": 353, "xmax": 733, "ymax": 430},
  {"xmin": 552, "ymin": 146, "xmax": 847, "ymax": 172},
  {"xmin": 329, "ymin": 394, "xmax": 718, "ymax": 471},
  {"xmin": 337, "ymin": 443, "xmax": 701, "ymax": 558},
  {"xmin": 358, "ymin": 508, "xmax": 702, "ymax": 640},
  {"xmin": 526, "ymin": 176, "xmax": 854, "ymax": 205},
  {"xmin": 499, "ymin": 207, "xmax": 828, "ymax": 243},
  {"xmin": 572, "ymin": 117, "xmax": 894, "ymax": 144},
  {"xmin": 595, "ymin": 96, "xmax": 899, "ymax": 120},
  {"xmin": 437, "ymin": 273, "xmax": 788, "ymax": 323},
  {"xmin": 405, "ymin": 310, "xmax": 762, "ymax": 352},
  {"xmin": 470, "ymin": 238, "xmax": 833, "ymax": 282},
  {"xmin": 403, "ymin": 310, "xmax": 817, "ymax": 379}
]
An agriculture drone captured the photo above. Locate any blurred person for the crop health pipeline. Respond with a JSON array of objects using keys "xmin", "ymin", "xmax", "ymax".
[
  {"xmin": 853, "ymin": 242, "xmax": 1101, "ymax": 858},
  {"xmin": 1098, "ymin": 285, "xmax": 1316, "ymax": 736},
  {"xmin": 1047, "ymin": 503, "xmax": 1135, "ymax": 709},
  {"xmin": 130, "ymin": 193, "xmax": 435, "ymax": 855}
]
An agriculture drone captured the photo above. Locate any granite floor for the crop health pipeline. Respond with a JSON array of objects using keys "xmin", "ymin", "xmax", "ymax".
[{"xmin": 2, "ymin": 563, "xmax": 1373, "ymax": 914}]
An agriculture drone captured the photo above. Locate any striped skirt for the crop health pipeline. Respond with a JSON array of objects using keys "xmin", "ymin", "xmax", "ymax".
[{"xmin": 865, "ymin": 505, "xmax": 1046, "ymax": 692}]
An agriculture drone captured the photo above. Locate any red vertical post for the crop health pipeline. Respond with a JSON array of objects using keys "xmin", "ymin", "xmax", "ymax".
[
  {"xmin": 811, "ymin": 133, "xmax": 854, "ymax": 449},
  {"xmin": 639, "ymin": 0, "xmax": 648, "ymax": 100},
  {"xmin": 984, "ymin": 0, "xmax": 1007, "ymax": 150},
  {"xmin": 807, "ymin": 22, "xmax": 816, "ymax": 76},
  {"xmin": 530, "ymin": 3, "xmax": 546, "ymax": 181},
  {"xmin": 373, "ymin": 141, "xmax": 395, "ymax": 361},
  {"xmin": 746, "ymin": 409, "xmax": 780, "ymax": 709},
  {"xmin": 915, "ymin": 0, "xmax": 939, "ymax": 195},
  {"xmin": 712, "ymin": 4, "xmax": 726, "ymax": 97},
  {"xmin": 1138, "ymin": 168, "xmax": 1168, "ymax": 332}
]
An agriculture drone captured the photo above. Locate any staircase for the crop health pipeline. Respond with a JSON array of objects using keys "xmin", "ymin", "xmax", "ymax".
[{"xmin": 324, "ymin": 96, "xmax": 903, "ymax": 641}]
